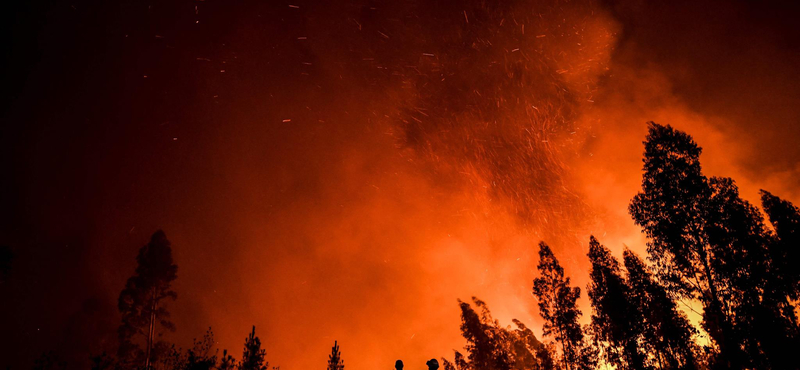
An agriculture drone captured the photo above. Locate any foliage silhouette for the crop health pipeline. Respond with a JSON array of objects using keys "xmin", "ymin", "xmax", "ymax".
[
  {"xmin": 117, "ymin": 230, "xmax": 178, "ymax": 370},
  {"xmin": 218, "ymin": 350, "xmax": 237, "ymax": 370},
  {"xmin": 630, "ymin": 122, "xmax": 799, "ymax": 369},
  {"xmin": 586, "ymin": 237, "xmax": 646, "ymax": 370},
  {"xmin": 761, "ymin": 190, "xmax": 800, "ymax": 299},
  {"xmin": 22, "ymin": 123, "xmax": 800, "ymax": 370},
  {"xmin": 623, "ymin": 249, "xmax": 697, "ymax": 370},
  {"xmin": 240, "ymin": 326, "xmax": 268, "ymax": 370},
  {"xmin": 327, "ymin": 341, "xmax": 344, "ymax": 370},
  {"xmin": 444, "ymin": 298, "xmax": 555, "ymax": 370},
  {"xmin": 532, "ymin": 242, "xmax": 596, "ymax": 370}
]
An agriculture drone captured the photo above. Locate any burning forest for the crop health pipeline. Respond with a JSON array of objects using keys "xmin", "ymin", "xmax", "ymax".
[{"xmin": 2, "ymin": 0, "xmax": 800, "ymax": 370}]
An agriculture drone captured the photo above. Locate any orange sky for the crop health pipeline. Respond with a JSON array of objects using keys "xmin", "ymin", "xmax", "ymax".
[
  {"xmin": 3, "ymin": 1, "xmax": 799, "ymax": 369},
  {"xmin": 160, "ymin": 2, "xmax": 800, "ymax": 369}
]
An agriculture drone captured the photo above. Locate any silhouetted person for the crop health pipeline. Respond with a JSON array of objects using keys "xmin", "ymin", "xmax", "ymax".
[
  {"xmin": 426, "ymin": 359, "xmax": 439, "ymax": 370},
  {"xmin": 394, "ymin": 360, "xmax": 403, "ymax": 370}
]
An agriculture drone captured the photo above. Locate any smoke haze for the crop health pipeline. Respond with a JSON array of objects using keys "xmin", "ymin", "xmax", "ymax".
[{"xmin": 2, "ymin": 0, "xmax": 799, "ymax": 369}]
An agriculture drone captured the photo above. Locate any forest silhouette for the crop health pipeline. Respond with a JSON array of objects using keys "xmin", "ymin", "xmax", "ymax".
[{"xmin": 18, "ymin": 123, "xmax": 800, "ymax": 370}]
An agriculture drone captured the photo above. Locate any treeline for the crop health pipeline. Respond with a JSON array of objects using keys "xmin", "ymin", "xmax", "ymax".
[
  {"xmin": 51, "ymin": 231, "xmax": 272, "ymax": 370},
  {"xmin": 443, "ymin": 123, "xmax": 800, "ymax": 370},
  {"xmin": 26, "ymin": 123, "xmax": 800, "ymax": 370},
  {"xmin": 28, "ymin": 225, "xmax": 348, "ymax": 370}
]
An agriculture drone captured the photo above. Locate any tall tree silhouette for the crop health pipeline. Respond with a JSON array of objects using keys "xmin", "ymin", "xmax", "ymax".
[
  {"xmin": 532, "ymin": 242, "xmax": 595, "ymax": 370},
  {"xmin": 623, "ymin": 249, "xmax": 697, "ymax": 370},
  {"xmin": 754, "ymin": 190, "xmax": 800, "ymax": 368},
  {"xmin": 628, "ymin": 123, "xmax": 744, "ymax": 368},
  {"xmin": 629, "ymin": 122, "xmax": 798, "ymax": 369},
  {"xmin": 117, "ymin": 230, "xmax": 178, "ymax": 369},
  {"xmin": 240, "ymin": 326, "xmax": 268, "ymax": 370},
  {"xmin": 706, "ymin": 177, "xmax": 798, "ymax": 368},
  {"xmin": 586, "ymin": 237, "xmax": 646, "ymax": 370},
  {"xmin": 326, "ymin": 341, "xmax": 344, "ymax": 370}
]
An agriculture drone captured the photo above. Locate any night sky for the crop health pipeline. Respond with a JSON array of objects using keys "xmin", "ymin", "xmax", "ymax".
[{"xmin": 2, "ymin": 0, "xmax": 800, "ymax": 369}]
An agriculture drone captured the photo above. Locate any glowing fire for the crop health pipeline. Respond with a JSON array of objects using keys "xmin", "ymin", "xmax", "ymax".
[{"xmin": 6, "ymin": 0, "xmax": 799, "ymax": 369}]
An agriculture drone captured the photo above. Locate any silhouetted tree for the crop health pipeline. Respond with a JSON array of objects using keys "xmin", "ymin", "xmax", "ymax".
[
  {"xmin": 623, "ymin": 249, "xmax": 697, "ymax": 370},
  {"xmin": 184, "ymin": 328, "xmax": 217, "ymax": 370},
  {"xmin": 586, "ymin": 237, "xmax": 646, "ymax": 370},
  {"xmin": 532, "ymin": 242, "xmax": 596, "ymax": 370},
  {"xmin": 629, "ymin": 123, "xmax": 748, "ymax": 368},
  {"xmin": 327, "ymin": 341, "xmax": 344, "ymax": 370},
  {"xmin": 218, "ymin": 350, "xmax": 237, "ymax": 370},
  {"xmin": 629, "ymin": 122, "xmax": 798, "ymax": 369},
  {"xmin": 448, "ymin": 298, "xmax": 554, "ymax": 370},
  {"xmin": 157, "ymin": 344, "xmax": 184, "ymax": 370},
  {"xmin": 240, "ymin": 326, "xmax": 268, "ymax": 370},
  {"xmin": 442, "ymin": 359, "xmax": 456, "ymax": 370},
  {"xmin": 761, "ymin": 190, "xmax": 800, "ymax": 298},
  {"xmin": 706, "ymin": 178, "xmax": 798, "ymax": 368},
  {"xmin": 117, "ymin": 230, "xmax": 178, "ymax": 370},
  {"xmin": 149, "ymin": 328, "xmax": 218, "ymax": 370},
  {"xmin": 510, "ymin": 319, "xmax": 556, "ymax": 370},
  {"xmin": 444, "ymin": 351, "xmax": 469, "ymax": 370},
  {"xmin": 456, "ymin": 298, "xmax": 512, "ymax": 370}
]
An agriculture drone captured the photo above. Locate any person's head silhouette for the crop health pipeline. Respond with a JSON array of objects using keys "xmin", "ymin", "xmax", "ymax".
[
  {"xmin": 395, "ymin": 360, "xmax": 403, "ymax": 370},
  {"xmin": 426, "ymin": 359, "xmax": 439, "ymax": 370}
]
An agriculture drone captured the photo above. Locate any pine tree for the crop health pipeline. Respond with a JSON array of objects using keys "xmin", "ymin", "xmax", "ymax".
[
  {"xmin": 326, "ymin": 341, "xmax": 344, "ymax": 370},
  {"xmin": 532, "ymin": 242, "xmax": 595, "ymax": 370},
  {"xmin": 117, "ymin": 230, "xmax": 178, "ymax": 369},
  {"xmin": 623, "ymin": 249, "xmax": 697, "ymax": 370},
  {"xmin": 586, "ymin": 237, "xmax": 646, "ymax": 370},
  {"xmin": 240, "ymin": 326, "xmax": 268, "ymax": 370},
  {"xmin": 218, "ymin": 350, "xmax": 237, "ymax": 370}
]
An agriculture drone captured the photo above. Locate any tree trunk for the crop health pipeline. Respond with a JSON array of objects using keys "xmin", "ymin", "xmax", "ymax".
[
  {"xmin": 145, "ymin": 288, "xmax": 157, "ymax": 370},
  {"xmin": 700, "ymin": 250, "xmax": 741, "ymax": 370}
]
